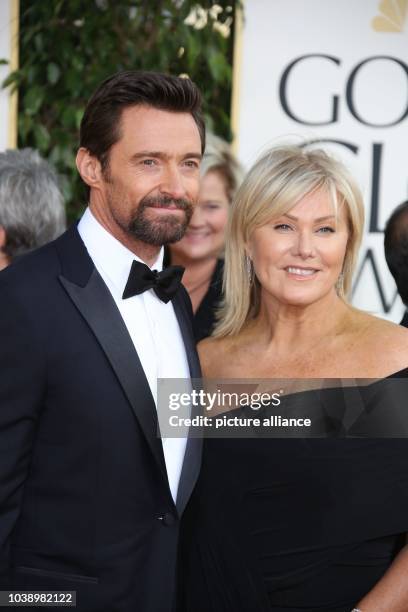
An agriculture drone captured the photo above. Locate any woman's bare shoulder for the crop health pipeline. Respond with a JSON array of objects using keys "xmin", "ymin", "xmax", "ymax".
[{"xmin": 354, "ymin": 311, "xmax": 408, "ymax": 375}]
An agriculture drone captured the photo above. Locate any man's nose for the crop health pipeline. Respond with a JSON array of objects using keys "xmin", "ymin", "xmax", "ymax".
[{"xmin": 159, "ymin": 165, "xmax": 187, "ymax": 200}]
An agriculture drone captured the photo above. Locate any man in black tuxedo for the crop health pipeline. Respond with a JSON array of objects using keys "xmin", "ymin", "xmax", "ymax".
[
  {"xmin": 384, "ymin": 200, "xmax": 408, "ymax": 327},
  {"xmin": 0, "ymin": 71, "xmax": 204, "ymax": 611}
]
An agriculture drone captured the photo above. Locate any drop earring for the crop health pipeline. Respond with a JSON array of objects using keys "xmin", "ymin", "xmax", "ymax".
[{"xmin": 246, "ymin": 255, "xmax": 254, "ymax": 284}]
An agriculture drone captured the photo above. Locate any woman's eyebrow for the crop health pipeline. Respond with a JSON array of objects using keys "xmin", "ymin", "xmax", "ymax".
[{"xmin": 283, "ymin": 213, "xmax": 336, "ymax": 222}]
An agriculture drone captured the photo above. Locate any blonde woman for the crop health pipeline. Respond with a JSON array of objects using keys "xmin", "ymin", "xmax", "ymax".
[{"xmin": 179, "ymin": 146, "xmax": 408, "ymax": 612}]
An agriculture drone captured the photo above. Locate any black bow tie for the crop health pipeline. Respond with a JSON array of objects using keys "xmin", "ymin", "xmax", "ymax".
[{"xmin": 122, "ymin": 260, "xmax": 184, "ymax": 303}]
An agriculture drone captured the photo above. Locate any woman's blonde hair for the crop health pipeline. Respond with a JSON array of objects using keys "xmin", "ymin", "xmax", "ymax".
[{"xmin": 214, "ymin": 144, "xmax": 365, "ymax": 338}]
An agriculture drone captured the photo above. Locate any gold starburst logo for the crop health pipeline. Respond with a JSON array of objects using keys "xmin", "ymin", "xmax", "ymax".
[{"xmin": 372, "ymin": 0, "xmax": 407, "ymax": 31}]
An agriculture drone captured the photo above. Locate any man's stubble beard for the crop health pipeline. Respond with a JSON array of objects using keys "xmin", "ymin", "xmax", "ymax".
[
  {"xmin": 128, "ymin": 194, "xmax": 194, "ymax": 246},
  {"xmin": 106, "ymin": 184, "xmax": 194, "ymax": 247}
]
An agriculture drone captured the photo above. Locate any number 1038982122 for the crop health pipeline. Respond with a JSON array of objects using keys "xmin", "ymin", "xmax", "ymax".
[{"xmin": 0, "ymin": 591, "xmax": 76, "ymax": 607}]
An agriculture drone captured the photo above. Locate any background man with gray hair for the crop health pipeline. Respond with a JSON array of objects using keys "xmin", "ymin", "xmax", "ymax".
[{"xmin": 0, "ymin": 148, "xmax": 66, "ymax": 270}]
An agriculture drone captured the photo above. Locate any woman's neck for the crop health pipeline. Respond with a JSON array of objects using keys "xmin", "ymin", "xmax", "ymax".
[
  {"xmin": 171, "ymin": 254, "xmax": 218, "ymax": 313},
  {"xmin": 252, "ymin": 290, "xmax": 351, "ymax": 353}
]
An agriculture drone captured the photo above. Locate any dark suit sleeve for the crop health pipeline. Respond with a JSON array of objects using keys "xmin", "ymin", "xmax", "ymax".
[{"xmin": 0, "ymin": 282, "xmax": 45, "ymax": 586}]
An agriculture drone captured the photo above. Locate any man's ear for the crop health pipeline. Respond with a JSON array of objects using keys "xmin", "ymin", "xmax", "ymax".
[
  {"xmin": 0, "ymin": 225, "xmax": 7, "ymax": 249},
  {"xmin": 76, "ymin": 148, "xmax": 104, "ymax": 189},
  {"xmin": 0, "ymin": 225, "xmax": 10, "ymax": 269}
]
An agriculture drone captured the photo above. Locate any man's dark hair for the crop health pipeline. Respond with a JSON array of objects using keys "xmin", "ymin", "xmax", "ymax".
[
  {"xmin": 384, "ymin": 200, "xmax": 408, "ymax": 306},
  {"xmin": 80, "ymin": 70, "xmax": 205, "ymax": 173}
]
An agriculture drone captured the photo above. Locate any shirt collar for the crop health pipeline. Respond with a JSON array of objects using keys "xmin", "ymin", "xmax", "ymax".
[{"xmin": 78, "ymin": 207, "xmax": 163, "ymax": 297}]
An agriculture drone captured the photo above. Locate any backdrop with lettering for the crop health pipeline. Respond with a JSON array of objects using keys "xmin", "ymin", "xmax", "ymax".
[{"xmin": 233, "ymin": 0, "xmax": 408, "ymax": 321}]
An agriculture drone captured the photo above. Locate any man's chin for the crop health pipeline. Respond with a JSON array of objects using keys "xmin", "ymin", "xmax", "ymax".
[{"xmin": 127, "ymin": 216, "xmax": 189, "ymax": 247}]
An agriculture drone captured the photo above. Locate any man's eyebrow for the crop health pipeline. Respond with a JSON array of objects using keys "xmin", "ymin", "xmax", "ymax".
[
  {"xmin": 130, "ymin": 151, "xmax": 202, "ymax": 161},
  {"xmin": 283, "ymin": 213, "xmax": 336, "ymax": 222},
  {"xmin": 182, "ymin": 152, "xmax": 202, "ymax": 160}
]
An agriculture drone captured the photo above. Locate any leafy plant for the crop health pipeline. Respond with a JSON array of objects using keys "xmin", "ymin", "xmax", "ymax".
[{"xmin": 3, "ymin": 0, "xmax": 236, "ymax": 220}]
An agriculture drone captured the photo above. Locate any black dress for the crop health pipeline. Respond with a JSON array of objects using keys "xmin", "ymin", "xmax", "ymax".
[
  {"xmin": 179, "ymin": 370, "xmax": 408, "ymax": 612},
  {"xmin": 193, "ymin": 259, "xmax": 223, "ymax": 342}
]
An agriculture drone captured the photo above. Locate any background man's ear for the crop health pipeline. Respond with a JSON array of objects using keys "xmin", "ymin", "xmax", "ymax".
[
  {"xmin": 76, "ymin": 148, "xmax": 104, "ymax": 189},
  {"xmin": 0, "ymin": 225, "xmax": 10, "ymax": 270},
  {"xmin": 0, "ymin": 225, "xmax": 7, "ymax": 249}
]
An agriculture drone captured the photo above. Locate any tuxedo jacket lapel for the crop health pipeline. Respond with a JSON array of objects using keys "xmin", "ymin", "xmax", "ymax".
[
  {"xmin": 172, "ymin": 291, "xmax": 201, "ymax": 381},
  {"xmin": 172, "ymin": 291, "xmax": 203, "ymax": 515},
  {"xmin": 55, "ymin": 226, "xmax": 203, "ymax": 514},
  {"xmin": 56, "ymin": 226, "xmax": 168, "ymax": 483}
]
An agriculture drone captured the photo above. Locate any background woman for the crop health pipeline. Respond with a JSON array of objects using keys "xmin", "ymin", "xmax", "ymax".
[
  {"xmin": 168, "ymin": 133, "xmax": 243, "ymax": 341},
  {"xmin": 180, "ymin": 145, "xmax": 408, "ymax": 611}
]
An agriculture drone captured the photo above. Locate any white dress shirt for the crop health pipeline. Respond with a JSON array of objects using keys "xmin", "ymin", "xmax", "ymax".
[{"xmin": 78, "ymin": 207, "xmax": 189, "ymax": 502}]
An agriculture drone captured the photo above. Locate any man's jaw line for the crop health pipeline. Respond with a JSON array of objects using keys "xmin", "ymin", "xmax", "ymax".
[{"xmin": 88, "ymin": 201, "xmax": 162, "ymax": 266}]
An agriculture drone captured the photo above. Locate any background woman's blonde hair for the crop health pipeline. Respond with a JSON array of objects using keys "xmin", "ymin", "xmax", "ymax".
[
  {"xmin": 201, "ymin": 132, "xmax": 244, "ymax": 202},
  {"xmin": 214, "ymin": 144, "xmax": 365, "ymax": 338}
]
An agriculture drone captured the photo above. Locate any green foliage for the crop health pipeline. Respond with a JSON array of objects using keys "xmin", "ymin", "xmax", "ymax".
[{"xmin": 3, "ymin": 0, "xmax": 236, "ymax": 220}]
